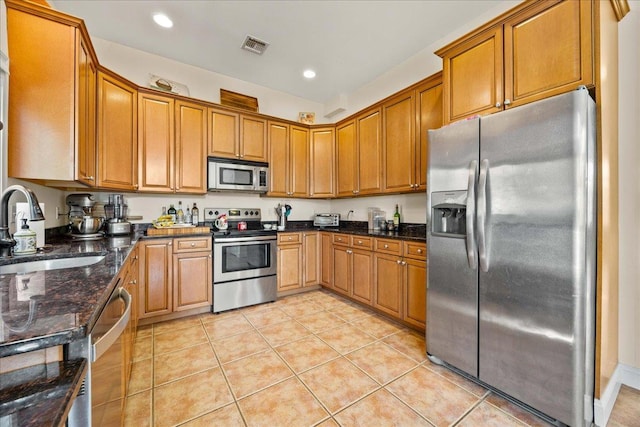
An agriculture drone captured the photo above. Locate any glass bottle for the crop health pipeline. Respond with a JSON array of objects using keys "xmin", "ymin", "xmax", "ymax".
[
  {"xmin": 176, "ymin": 201, "xmax": 184, "ymax": 223},
  {"xmin": 192, "ymin": 203, "xmax": 199, "ymax": 226},
  {"xmin": 167, "ymin": 204, "xmax": 177, "ymax": 222},
  {"xmin": 185, "ymin": 207, "xmax": 192, "ymax": 225},
  {"xmin": 393, "ymin": 204, "xmax": 401, "ymax": 231}
]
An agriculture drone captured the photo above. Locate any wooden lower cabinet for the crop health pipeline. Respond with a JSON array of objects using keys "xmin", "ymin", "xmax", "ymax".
[
  {"xmin": 373, "ymin": 253, "xmax": 403, "ymax": 317},
  {"xmin": 277, "ymin": 232, "xmax": 319, "ymax": 293},
  {"xmin": 332, "ymin": 245, "xmax": 351, "ymax": 296},
  {"xmin": 320, "ymin": 232, "xmax": 333, "ymax": 287},
  {"xmin": 138, "ymin": 236, "xmax": 212, "ymax": 319},
  {"xmin": 404, "ymin": 257, "xmax": 426, "ymax": 328},
  {"xmin": 351, "ymin": 249, "xmax": 373, "ymax": 304}
]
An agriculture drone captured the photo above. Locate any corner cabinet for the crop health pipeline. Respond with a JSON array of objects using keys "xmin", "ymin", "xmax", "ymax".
[
  {"xmin": 438, "ymin": 0, "xmax": 593, "ymax": 124},
  {"xmin": 268, "ymin": 122, "xmax": 309, "ymax": 197},
  {"xmin": 96, "ymin": 69, "xmax": 138, "ymax": 190},
  {"xmin": 6, "ymin": 1, "xmax": 98, "ymax": 186},
  {"xmin": 309, "ymin": 128, "xmax": 336, "ymax": 198}
]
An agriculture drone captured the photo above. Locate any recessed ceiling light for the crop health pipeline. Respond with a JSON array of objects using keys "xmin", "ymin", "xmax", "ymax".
[
  {"xmin": 303, "ymin": 69, "xmax": 316, "ymax": 79},
  {"xmin": 153, "ymin": 13, "xmax": 173, "ymax": 28}
]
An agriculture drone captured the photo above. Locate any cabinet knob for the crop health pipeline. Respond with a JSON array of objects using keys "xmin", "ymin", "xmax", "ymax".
[
  {"xmin": 504, "ymin": 99, "xmax": 512, "ymax": 106},
  {"xmin": 240, "ymin": 154, "xmax": 244, "ymax": 158},
  {"xmin": 401, "ymin": 261, "xmax": 407, "ymax": 266},
  {"xmin": 168, "ymin": 242, "xmax": 172, "ymax": 246},
  {"xmin": 191, "ymin": 242, "xmax": 196, "ymax": 247},
  {"xmin": 357, "ymin": 240, "xmax": 362, "ymax": 244},
  {"xmin": 495, "ymin": 102, "xmax": 501, "ymax": 108},
  {"xmin": 83, "ymin": 175, "xmax": 94, "ymax": 181},
  {"xmin": 208, "ymin": 254, "xmax": 212, "ymax": 259},
  {"xmin": 384, "ymin": 244, "xmax": 389, "ymax": 249},
  {"xmin": 396, "ymin": 259, "xmax": 402, "ymax": 264},
  {"xmin": 346, "ymin": 249, "xmax": 353, "ymax": 254},
  {"xmin": 417, "ymin": 249, "xmax": 423, "ymax": 254},
  {"xmin": 352, "ymin": 190, "xmax": 357, "ymax": 194}
]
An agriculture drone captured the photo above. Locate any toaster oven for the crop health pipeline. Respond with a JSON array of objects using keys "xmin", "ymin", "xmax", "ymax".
[{"xmin": 314, "ymin": 213, "xmax": 340, "ymax": 227}]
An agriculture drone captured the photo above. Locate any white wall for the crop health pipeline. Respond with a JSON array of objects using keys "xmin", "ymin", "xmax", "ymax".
[
  {"xmin": 92, "ymin": 38, "xmax": 326, "ymax": 124},
  {"xmin": 617, "ymin": 6, "xmax": 640, "ymax": 370}
]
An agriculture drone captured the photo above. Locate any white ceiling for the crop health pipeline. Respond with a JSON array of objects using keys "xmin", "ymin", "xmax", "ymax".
[{"xmin": 51, "ymin": 1, "xmax": 506, "ymax": 104}]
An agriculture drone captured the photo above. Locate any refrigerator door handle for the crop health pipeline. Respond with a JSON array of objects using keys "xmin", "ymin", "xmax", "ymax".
[
  {"xmin": 466, "ymin": 160, "xmax": 478, "ymax": 270},
  {"xmin": 477, "ymin": 159, "xmax": 489, "ymax": 272}
]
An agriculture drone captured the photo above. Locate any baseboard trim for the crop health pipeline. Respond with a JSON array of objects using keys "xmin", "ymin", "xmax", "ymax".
[{"xmin": 594, "ymin": 363, "xmax": 640, "ymax": 426}]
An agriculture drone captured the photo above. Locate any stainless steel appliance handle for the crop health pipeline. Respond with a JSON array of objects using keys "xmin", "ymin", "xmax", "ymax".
[
  {"xmin": 466, "ymin": 160, "xmax": 478, "ymax": 270},
  {"xmin": 477, "ymin": 159, "xmax": 489, "ymax": 272},
  {"xmin": 91, "ymin": 287, "xmax": 131, "ymax": 362},
  {"xmin": 214, "ymin": 235, "xmax": 277, "ymax": 244}
]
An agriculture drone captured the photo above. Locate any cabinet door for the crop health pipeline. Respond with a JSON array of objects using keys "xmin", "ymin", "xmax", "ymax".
[
  {"xmin": 383, "ymin": 92, "xmax": 415, "ymax": 193},
  {"xmin": 97, "ymin": 71, "xmax": 138, "ymax": 190},
  {"xmin": 176, "ymin": 100, "xmax": 207, "ymax": 194},
  {"xmin": 373, "ymin": 253, "xmax": 403, "ymax": 318},
  {"xmin": 357, "ymin": 108, "xmax": 382, "ymax": 194},
  {"xmin": 277, "ymin": 244, "xmax": 302, "ymax": 292},
  {"xmin": 173, "ymin": 251, "xmax": 212, "ymax": 311},
  {"xmin": 138, "ymin": 239, "xmax": 172, "ymax": 318},
  {"xmin": 403, "ymin": 258, "xmax": 426, "ymax": 329},
  {"xmin": 320, "ymin": 233, "xmax": 333, "ymax": 288},
  {"xmin": 309, "ymin": 128, "xmax": 335, "ymax": 198},
  {"xmin": 503, "ymin": 0, "xmax": 593, "ymax": 109},
  {"xmin": 336, "ymin": 120, "xmax": 357, "ymax": 197},
  {"xmin": 77, "ymin": 36, "xmax": 97, "ymax": 186},
  {"xmin": 290, "ymin": 125, "xmax": 309, "ymax": 197},
  {"xmin": 441, "ymin": 26, "xmax": 503, "ymax": 124},
  {"xmin": 416, "ymin": 80, "xmax": 442, "ymax": 190},
  {"xmin": 137, "ymin": 92, "xmax": 175, "ymax": 192},
  {"xmin": 303, "ymin": 232, "xmax": 320, "ymax": 287},
  {"xmin": 267, "ymin": 121, "xmax": 289, "ymax": 196},
  {"xmin": 332, "ymin": 246, "xmax": 351, "ymax": 296},
  {"xmin": 240, "ymin": 115, "xmax": 268, "ymax": 162},
  {"xmin": 208, "ymin": 107, "xmax": 239, "ymax": 158},
  {"xmin": 351, "ymin": 249, "xmax": 372, "ymax": 304}
]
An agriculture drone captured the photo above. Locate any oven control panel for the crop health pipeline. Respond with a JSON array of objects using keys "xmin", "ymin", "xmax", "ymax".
[{"xmin": 204, "ymin": 208, "xmax": 262, "ymax": 221}]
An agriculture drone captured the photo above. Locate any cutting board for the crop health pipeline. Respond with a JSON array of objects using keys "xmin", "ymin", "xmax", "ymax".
[{"xmin": 146, "ymin": 226, "xmax": 211, "ymax": 236}]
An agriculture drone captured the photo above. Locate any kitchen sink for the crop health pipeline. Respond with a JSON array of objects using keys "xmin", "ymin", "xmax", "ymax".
[{"xmin": 0, "ymin": 255, "xmax": 106, "ymax": 274}]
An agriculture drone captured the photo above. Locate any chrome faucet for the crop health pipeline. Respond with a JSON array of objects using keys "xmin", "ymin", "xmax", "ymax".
[{"xmin": 0, "ymin": 185, "xmax": 45, "ymax": 257}]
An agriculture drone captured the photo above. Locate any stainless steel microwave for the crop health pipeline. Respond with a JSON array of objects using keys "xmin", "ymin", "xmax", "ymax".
[{"xmin": 208, "ymin": 157, "xmax": 269, "ymax": 193}]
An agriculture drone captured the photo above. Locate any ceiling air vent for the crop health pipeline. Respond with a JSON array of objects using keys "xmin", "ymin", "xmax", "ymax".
[{"xmin": 241, "ymin": 35, "xmax": 269, "ymax": 55}]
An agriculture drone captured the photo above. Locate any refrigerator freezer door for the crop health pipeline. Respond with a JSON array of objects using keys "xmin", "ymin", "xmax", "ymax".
[
  {"xmin": 426, "ymin": 118, "xmax": 480, "ymax": 376},
  {"xmin": 478, "ymin": 90, "xmax": 595, "ymax": 426}
]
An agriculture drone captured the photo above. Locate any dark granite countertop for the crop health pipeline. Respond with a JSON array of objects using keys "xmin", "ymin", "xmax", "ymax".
[
  {"xmin": 0, "ymin": 359, "xmax": 87, "ymax": 427},
  {"xmin": 282, "ymin": 220, "xmax": 426, "ymax": 242},
  {"xmin": 0, "ymin": 234, "xmax": 139, "ymax": 357}
]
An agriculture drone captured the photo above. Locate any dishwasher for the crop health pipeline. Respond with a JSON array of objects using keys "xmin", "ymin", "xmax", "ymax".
[{"xmin": 66, "ymin": 278, "xmax": 132, "ymax": 426}]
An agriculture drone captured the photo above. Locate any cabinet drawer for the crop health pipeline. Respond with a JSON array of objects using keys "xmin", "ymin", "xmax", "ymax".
[
  {"xmin": 332, "ymin": 234, "xmax": 350, "ymax": 246},
  {"xmin": 404, "ymin": 241, "xmax": 426, "ymax": 260},
  {"xmin": 173, "ymin": 236, "xmax": 212, "ymax": 253},
  {"xmin": 351, "ymin": 236, "xmax": 373, "ymax": 250},
  {"xmin": 278, "ymin": 232, "xmax": 301, "ymax": 245},
  {"xmin": 374, "ymin": 238, "xmax": 402, "ymax": 255}
]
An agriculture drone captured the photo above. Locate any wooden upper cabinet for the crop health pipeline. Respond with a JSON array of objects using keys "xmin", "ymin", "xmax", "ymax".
[
  {"xmin": 267, "ymin": 121, "xmax": 290, "ymax": 197},
  {"xmin": 208, "ymin": 107, "xmax": 239, "ymax": 158},
  {"xmin": 383, "ymin": 91, "xmax": 415, "ymax": 193},
  {"xmin": 77, "ymin": 37, "xmax": 97, "ymax": 186},
  {"xmin": 6, "ymin": 3, "xmax": 97, "ymax": 186},
  {"xmin": 441, "ymin": 26, "xmax": 503, "ymax": 123},
  {"xmin": 309, "ymin": 127, "xmax": 335, "ymax": 198},
  {"xmin": 438, "ymin": 0, "xmax": 593, "ymax": 124},
  {"xmin": 208, "ymin": 107, "xmax": 267, "ymax": 162},
  {"xmin": 357, "ymin": 107, "xmax": 382, "ymax": 195},
  {"xmin": 503, "ymin": 0, "xmax": 593, "ymax": 108},
  {"xmin": 336, "ymin": 120, "xmax": 357, "ymax": 197},
  {"xmin": 96, "ymin": 70, "xmax": 138, "ymax": 190},
  {"xmin": 416, "ymin": 78, "xmax": 443, "ymax": 190},
  {"xmin": 175, "ymin": 100, "xmax": 207, "ymax": 194},
  {"xmin": 290, "ymin": 126, "xmax": 309, "ymax": 197},
  {"xmin": 239, "ymin": 115, "xmax": 268, "ymax": 162},
  {"xmin": 137, "ymin": 92, "xmax": 175, "ymax": 192}
]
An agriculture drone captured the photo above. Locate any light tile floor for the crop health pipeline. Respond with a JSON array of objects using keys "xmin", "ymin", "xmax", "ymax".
[{"xmin": 124, "ymin": 289, "xmax": 638, "ymax": 426}]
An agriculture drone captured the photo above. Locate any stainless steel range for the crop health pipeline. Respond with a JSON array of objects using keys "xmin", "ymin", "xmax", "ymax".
[{"xmin": 205, "ymin": 208, "xmax": 277, "ymax": 313}]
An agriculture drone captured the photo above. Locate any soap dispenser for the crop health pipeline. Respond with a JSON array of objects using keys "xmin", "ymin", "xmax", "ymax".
[{"xmin": 14, "ymin": 218, "xmax": 37, "ymax": 255}]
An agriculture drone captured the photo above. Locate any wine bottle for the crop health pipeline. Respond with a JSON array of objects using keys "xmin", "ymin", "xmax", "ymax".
[
  {"xmin": 393, "ymin": 204, "xmax": 401, "ymax": 231},
  {"xmin": 167, "ymin": 204, "xmax": 177, "ymax": 222}
]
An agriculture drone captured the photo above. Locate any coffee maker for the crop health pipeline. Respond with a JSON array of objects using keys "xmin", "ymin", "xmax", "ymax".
[{"xmin": 104, "ymin": 194, "xmax": 131, "ymax": 235}]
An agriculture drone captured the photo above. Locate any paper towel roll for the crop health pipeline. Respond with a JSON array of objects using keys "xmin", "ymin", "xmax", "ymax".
[{"xmin": 16, "ymin": 202, "xmax": 45, "ymax": 248}]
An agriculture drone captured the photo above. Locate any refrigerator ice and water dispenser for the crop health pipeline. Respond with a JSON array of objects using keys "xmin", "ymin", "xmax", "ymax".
[{"xmin": 431, "ymin": 190, "xmax": 467, "ymax": 236}]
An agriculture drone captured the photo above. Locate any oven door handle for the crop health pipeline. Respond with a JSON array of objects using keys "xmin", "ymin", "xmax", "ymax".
[
  {"xmin": 215, "ymin": 235, "xmax": 277, "ymax": 243},
  {"xmin": 91, "ymin": 287, "xmax": 131, "ymax": 362}
]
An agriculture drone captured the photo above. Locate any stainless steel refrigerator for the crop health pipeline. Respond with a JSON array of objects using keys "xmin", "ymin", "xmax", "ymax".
[{"xmin": 426, "ymin": 88, "xmax": 596, "ymax": 426}]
